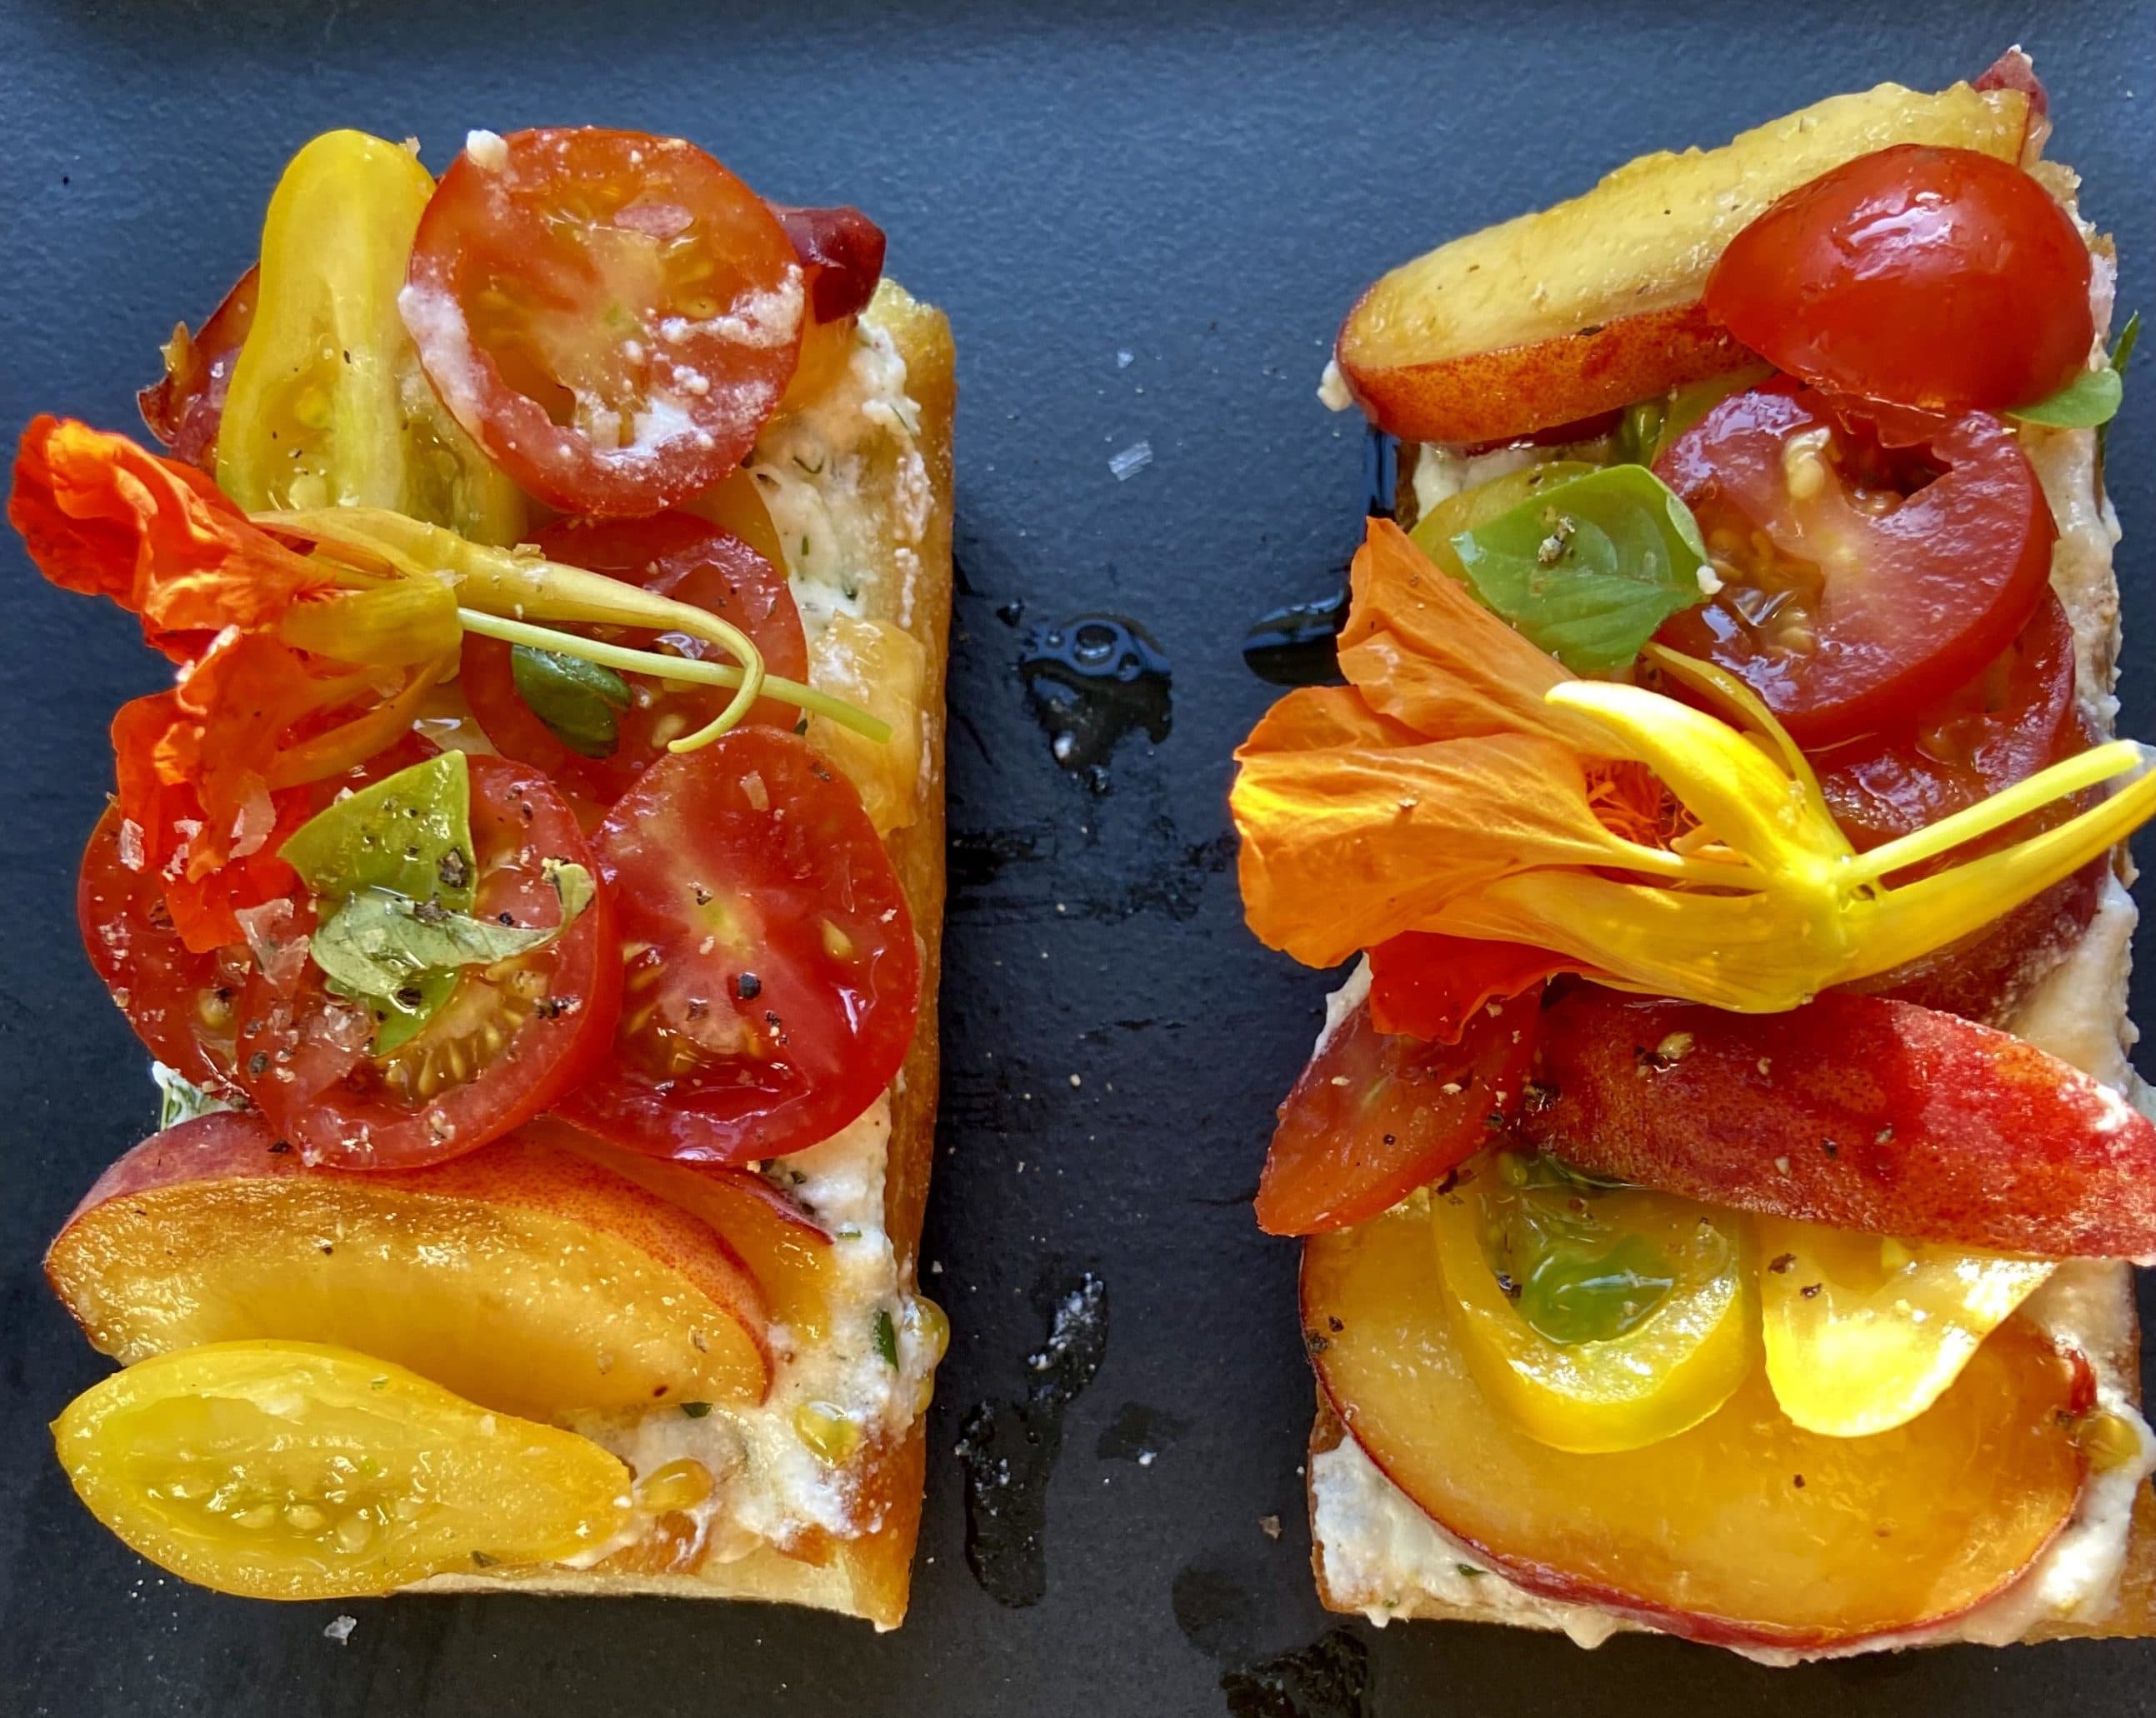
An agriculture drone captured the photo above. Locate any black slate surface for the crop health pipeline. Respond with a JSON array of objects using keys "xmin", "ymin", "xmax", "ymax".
[{"xmin": 3, "ymin": 2, "xmax": 2153, "ymax": 1713}]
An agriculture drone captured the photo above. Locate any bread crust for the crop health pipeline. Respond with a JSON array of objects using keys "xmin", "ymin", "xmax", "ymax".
[{"xmin": 413, "ymin": 282, "xmax": 954, "ymax": 1627}]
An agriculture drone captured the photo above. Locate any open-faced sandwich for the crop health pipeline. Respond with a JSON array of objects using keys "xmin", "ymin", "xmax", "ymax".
[
  {"xmin": 14, "ymin": 126, "xmax": 953, "ymax": 1626},
  {"xmin": 1236, "ymin": 52, "xmax": 2156, "ymax": 1657}
]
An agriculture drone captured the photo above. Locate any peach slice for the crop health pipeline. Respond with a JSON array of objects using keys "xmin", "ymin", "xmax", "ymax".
[
  {"xmin": 48, "ymin": 1111, "xmax": 770, "ymax": 1420},
  {"xmin": 1336, "ymin": 80, "xmax": 2030, "ymax": 445},
  {"xmin": 1305, "ymin": 1202, "xmax": 2087, "ymax": 1648},
  {"xmin": 1521, "ymin": 986, "xmax": 2156, "ymax": 1257},
  {"xmin": 530, "ymin": 1118, "xmax": 839, "ymax": 1341}
]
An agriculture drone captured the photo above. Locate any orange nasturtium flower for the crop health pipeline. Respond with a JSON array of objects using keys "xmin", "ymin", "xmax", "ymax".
[
  {"xmin": 1232, "ymin": 519, "xmax": 2156, "ymax": 1014},
  {"xmin": 11, "ymin": 417, "xmax": 886, "ymax": 952}
]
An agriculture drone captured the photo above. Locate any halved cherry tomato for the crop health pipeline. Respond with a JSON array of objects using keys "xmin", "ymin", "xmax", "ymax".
[
  {"xmin": 1254, "ymin": 993, "xmax": 1539, "ymax": 1237},
  {"xmin": 233, "ymin": 755, "xmax": 619, "ymax": 1167},
  {"xmin": 403, "ymin": 128, "xmax": 803, "ymax": 517},
  {"xmin": 78, "ymin": 736, "xmax": 444, "ymax": 1085},
  {"xmin": 1814, "ymin": 589, "xmax": 2099, "ymax": 1023},
  {"xmin": 78, "ymin": 803, "xmax": 251, "ymax": 1090},
  {"xmin": 1813, "ymin": 589, "xmax": 2083, "ymax": 852},
  {"xmin": 137, "ymin": 267, "xmax": 259, "ymax": 472},
  {"xmin": 1653, "ymin": 386, "xmax": 2053, "ymax": 747},
  {"xmin": 1706, "ymin": 145, "xmax": 2093, "ymax": 415},
  {"xmin": 772, "ymin": 204, "xmax": 887, "ymax": 325},
  {"xmin": 556, "ymin": 729, "xmax": 919, "ymax": 1165},
  {"xmin": 460, "ymin": 512, "xmax": 807, "ymax": 809}
]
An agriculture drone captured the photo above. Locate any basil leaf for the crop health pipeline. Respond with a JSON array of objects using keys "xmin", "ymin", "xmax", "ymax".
[
  {"xmin": 543, "ymin": 858, "xmax": 597, "ymax": 921},
  {"xmin": 1450, "ymin": 464, "xmax": 1709, "ymax": 672},
  {"xmin": 512, "ymin": 646, "xmax": 630, "ymax": 759},
  {"xmin": 2102, "ymin": 311, "xmax": 2141, "ymax": 457},
  {"xmin": 282, "ymin": 753, "xmax": 478, "ymax": 1052},
  {"xmin": 309, "ymin": 890, "xmax": 561, "ymax": 1011},
  {"xmin": 2011, "ymin": 314, "xmax": 2138, "ymax": 432},
  {"xmin": 2009, "ymin": 365, "xmax": 2123, "ymax": 429},
  {"xmin": 153, "ymin": 1061, "xmax": 238, "ymax": 1131},
  {"xmin": 281, "ymin": 752, "xmax": 476, "ymax": 909},
  {"xmin": 873, "ymin": 1307, "xmax": 898, "ymax": 1368}
]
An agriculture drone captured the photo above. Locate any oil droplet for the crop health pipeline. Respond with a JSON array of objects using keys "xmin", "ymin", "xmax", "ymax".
[{"xmin": 1018, "ymin": 614, "xmax": 1171, "ymax": 786}]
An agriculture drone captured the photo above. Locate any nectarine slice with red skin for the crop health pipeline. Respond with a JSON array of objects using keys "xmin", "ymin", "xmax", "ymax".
[
  {"xmin": 1305, "ymin": 1203, "xmax": 2087, "ymax": 1649},
  {"xmin": 48, "ymin": 1111, "xmax": 772, "ymax": 1419},
  {"xmin": 1336, "ymin": 80, "xmax": 2030, "ymax": 445},
  {"xmin": 1521, "ymin": 986, "xmax": 2156, "ymax": 1258},
  {"xmin": 532, "ymin": 1118, "xmax": 840, "ymax": 1341}
]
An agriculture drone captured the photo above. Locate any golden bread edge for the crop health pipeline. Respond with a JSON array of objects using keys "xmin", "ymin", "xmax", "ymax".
[{"xmin": 409, "ymin": 281, "xmax": 955, "ymax": 1626}]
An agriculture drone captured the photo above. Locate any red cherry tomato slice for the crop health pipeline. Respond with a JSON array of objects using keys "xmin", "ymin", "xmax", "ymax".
[
  {"xmin": 1653, "ymin": 386, "xmax": 2053, "ymax": 748},
  {"xmin": 403, "ymin": 128, "xmax": 803, "ymax": 517},
  {"xmin": 78, "ymin": 803, "xmax": 252, "ymax": 1090},
  {"xmin": 555, "ymin": 729, "xmax": 919, "ymax": 1165},
  {"xmin": 460, "ymin": 512, "xmax": 808, "ymax": 808},
  {"xmin": 1813, "ymin": 589, "xmax": 2083, "ymax": 852},
  {"xmin": 1254, "ymin": 991, "xmax": 1540, "ymax": 1238},
  {"xmin": 78, "ymin": 735, "xmax": 445, "ymax": 1089},
  {"xmin": 233, "ymin": 755, "xmax": 619, "ymax": 1167},
  {"xmin": 1705, "ymin": 145, "xmax": 2092, "ymax": 415},
  {"xmin": 772, "ymin": 205, "xmax": 887, "ymax": 325},
  {"xmin": 137, "ymin": 266, "xmax": 260, "ymax": 472},
  {"xmin": 1816, "ymin": 591, "xmax": 2096, "ymax": 1026}
]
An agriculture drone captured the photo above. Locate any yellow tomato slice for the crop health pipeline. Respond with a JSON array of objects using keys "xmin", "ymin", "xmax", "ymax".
[
  {"xmin": 804, "ymin": 612, "xmax": 927, "ymax": 834},
  {"xmin": 218, "ymin": 130, "xmax": 523, "ymax": 542},
  {"xmin": 53, "ymin": 1341, "xmax": 630, "ymax": 1600},
  {"xmin": 1430, "ymin": 1155, "xmax": 1753, "ymax": 1453},
  {"xmin": 1757, "ymin": 1216, "xmax": 2053, "ymax": 1437}
]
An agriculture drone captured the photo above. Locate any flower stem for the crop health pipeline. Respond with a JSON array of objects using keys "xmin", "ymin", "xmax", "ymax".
[{"xmin": 458, "ymin": 611, "xmax": 893, "ymax": 747}]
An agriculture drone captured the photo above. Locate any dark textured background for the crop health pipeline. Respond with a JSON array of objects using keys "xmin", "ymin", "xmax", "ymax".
[{"xmin": 3, "ymin": 2, "xmax": 2153, "ymax": 1712}]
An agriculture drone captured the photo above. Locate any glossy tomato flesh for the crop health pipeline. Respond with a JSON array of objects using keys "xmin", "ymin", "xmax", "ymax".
[
  {"xmin": 1815, "ymin": 589, "xmax": 2098, "ymax": 1023},
  {"xmin": 1254, "ymin": 991, "xmax": 1541, "ymax": 1237},
  {"xmin": 234, "ymin": 755, "xmax": 619, "ymax": 1167},
  {"xmin": 404, "ymin": 128, "xmax": 803, "ymax": 517},
  {"xmin": 556, "ymin": 729, "xmax": 919, "ymax": 1165},
  {"xmin": 1812, "ymin": 588, "xmax": 2083, "ymax": 852},
  {"xmin": 78, "ymin": 803, "xmax": 252, "ymax": 1091},
  {"xmin": 1705, "ymin": 144, "xmax": 2092, "ymax": 415},
  {"xmin": 461, "ymin": 512, "xmax": 808, "ymax": 807},
  {"xmin": 1653, "ymin": 385, "xmax": 2053, "ymax": 747}
]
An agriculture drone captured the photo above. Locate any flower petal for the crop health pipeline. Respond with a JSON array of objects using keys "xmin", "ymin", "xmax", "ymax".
[
  {"xmin": 1437, "ymin": 871, "xmax": 1851, "ymax": 1014},
  {"xmin": 10, "ymin": 417, "xmax": 328, "ymax": 661},
  {"xmin": 1233, "ymin": 730, "xmax": 1648, "ymax": 968},
  {"xmin": 1339, "ymin": 518, "xmax": 1601, "ymax": 747}
]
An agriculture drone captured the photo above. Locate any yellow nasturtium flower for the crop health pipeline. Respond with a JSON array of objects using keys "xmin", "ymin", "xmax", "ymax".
[{"xmin": 1232, "ymin": 519, "xmax": 2155, "ymax": 1012}]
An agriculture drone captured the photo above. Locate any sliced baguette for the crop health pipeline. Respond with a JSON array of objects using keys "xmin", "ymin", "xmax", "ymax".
[{"xmin": 1312, "ymin": 139, "xmax": 2153, "ymax": 1651}]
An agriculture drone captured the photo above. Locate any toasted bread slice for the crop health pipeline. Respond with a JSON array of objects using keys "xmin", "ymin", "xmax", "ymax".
[{"xmin": 1310, "ymin": 122, "xmax": 2154, "ymax": 1653}]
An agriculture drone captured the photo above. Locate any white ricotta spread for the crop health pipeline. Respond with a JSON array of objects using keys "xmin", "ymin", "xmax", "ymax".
[
  {"xmin": 565, "ymin": 1097, "xmax": 935, "ymax": 1566},
  {"xmin": 563, "ymin": 310, "xmax": 939, "ymax": 1572},
  {"xmin": 746, "ymin": 317, "xmax": 929, "ymax": 642}
]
